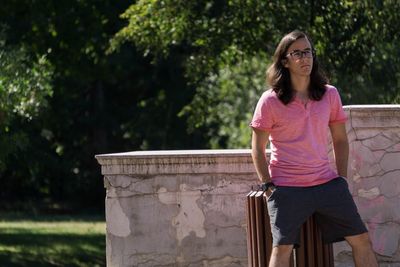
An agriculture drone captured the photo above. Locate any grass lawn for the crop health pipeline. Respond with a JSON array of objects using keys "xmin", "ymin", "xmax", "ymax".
[{"xmin": 0, "ymin": 213, "xmax": 106, "ymax": 267}]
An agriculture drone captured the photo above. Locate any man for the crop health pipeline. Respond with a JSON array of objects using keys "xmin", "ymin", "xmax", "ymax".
[{"xmin": 250, "ymin": 30, "xmax": 378, "ymax": 267}]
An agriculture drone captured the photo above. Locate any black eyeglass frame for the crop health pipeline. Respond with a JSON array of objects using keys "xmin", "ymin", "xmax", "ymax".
[{"xmin": 285, "ymin": 49, "xmax": 316, "ymax": 59}]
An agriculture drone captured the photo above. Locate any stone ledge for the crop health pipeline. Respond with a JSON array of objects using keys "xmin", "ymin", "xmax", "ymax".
[
  {"xmin": 95, "ymin": 149, "xmax": 269, "ymax": 175},
  {"xmin": 345, "ymin": 105, "xmax": 400, "ymax": 110},
  {"xmin": 344, "ymin": 105, "xmax": 400, "ymax": 129}
]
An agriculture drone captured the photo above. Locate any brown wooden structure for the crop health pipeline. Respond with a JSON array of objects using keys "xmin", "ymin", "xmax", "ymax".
[{"xmin": 246, "ymin": 189, "xmax": 334, "ymax": 267}]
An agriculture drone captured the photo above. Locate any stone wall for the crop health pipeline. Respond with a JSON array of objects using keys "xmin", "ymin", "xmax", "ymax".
[
  {"xmin": 96, "ymin": 105, "xmax": 400, "ymax": 267},
  {"xmin": 96, "ymin": 150, "xmax": 257, "ymax": 267}
]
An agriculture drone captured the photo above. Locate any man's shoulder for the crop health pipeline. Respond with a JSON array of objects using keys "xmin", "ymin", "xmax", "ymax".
[
  {"xmin": 260, "ymin": 88, "xmax": 279, "ymax": 102},
  {"xmin": 325, "ymin": 84, "xmax": 339, "ymax": 94},
  {"xmin": 321, "ymin": 84, "xmax": 341, "ymax": 101}
]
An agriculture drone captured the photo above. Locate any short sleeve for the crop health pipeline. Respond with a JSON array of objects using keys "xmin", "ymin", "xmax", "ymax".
[
  {"xmin": 328, "ymin": 86, "xmax": 347, "ymax": 124},
  {"xmin": 249, "ymin": 91, "xmax": 275, "ymax": 131}
]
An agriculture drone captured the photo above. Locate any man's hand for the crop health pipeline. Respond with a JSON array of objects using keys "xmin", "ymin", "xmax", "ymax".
[{"xmin": 261, "ymin": 181, "xmax": 276, "ymax": 198}]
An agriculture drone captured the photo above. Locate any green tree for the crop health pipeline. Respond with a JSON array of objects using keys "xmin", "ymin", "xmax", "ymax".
[
  {"xmin": 0, "ymin": 1, "xmax": 204, "ymax": 211},
  {"xmin": 310, "ymin": 1, "xmax": 400, "ymax": 103},
  {"xmin": 112, "ymin": 0, "xmax": 400, "ymax": 148},
  {"xmin": 0, "ymin": 33, "xmax": 53, "ymax": 171},
  {"xmin": 180, "ymin": 53, "xmax": 269, "ymax": 148}
]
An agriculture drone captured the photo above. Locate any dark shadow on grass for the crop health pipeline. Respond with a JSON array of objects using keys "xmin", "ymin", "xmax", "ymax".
[
  {"xmin": 0, "ymin": 212, "xmax": 105, "ymax": 223},
  {"xmin": 0, "ymin": 232, "xmax": 105, "ymax": 267}
]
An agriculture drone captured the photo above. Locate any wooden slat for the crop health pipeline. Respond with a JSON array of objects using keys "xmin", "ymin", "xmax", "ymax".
[
  {"xmin": 255, "ymin": 191, "xmax": 266, "ymax": 266},
  {"xmin": 249, "ymin": 191, "xmax": 258, "ymax": 267},
  {"xmin": 246, "ymin": 191, "xmax": 254, "ymax": 267}
]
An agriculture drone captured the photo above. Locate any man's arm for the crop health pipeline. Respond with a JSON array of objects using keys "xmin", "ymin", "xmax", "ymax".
[
  {"xmin": 329, "ymin": 123, "xmax": 349, "ymax": 177},
  {"xmin": 251, "ymin": 128, "xmax": 271, "ymax": 183}
]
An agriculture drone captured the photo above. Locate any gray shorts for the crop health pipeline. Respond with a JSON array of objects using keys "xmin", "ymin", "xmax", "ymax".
[{"xmin": 267, "ymin": 177, "xmax": 367, "ymax": 248}]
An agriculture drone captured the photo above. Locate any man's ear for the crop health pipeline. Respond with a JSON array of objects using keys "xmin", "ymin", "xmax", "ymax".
[{"xmin": 281, "ymin": 58, "xmax": 288, "ymax": 67}]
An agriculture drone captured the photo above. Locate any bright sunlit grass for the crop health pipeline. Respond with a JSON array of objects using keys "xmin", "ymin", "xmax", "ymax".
[{"xmin": 0, "ymin": 214, "xmax": 106, "ymax": 267}]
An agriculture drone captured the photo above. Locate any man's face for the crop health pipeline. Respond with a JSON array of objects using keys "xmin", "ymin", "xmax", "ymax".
[{"xmin": 283, "ymin": 38, "xmax": 314, "ymax": 77}]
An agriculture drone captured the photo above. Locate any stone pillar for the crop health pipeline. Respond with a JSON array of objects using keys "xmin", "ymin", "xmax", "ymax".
[
  {"xmin": 96, "ymin": 150, "xmax": 260, "ymax": 267},
  {"xmin": 333, "ymin": 105, "xmax": 400, "ymax": 267}
]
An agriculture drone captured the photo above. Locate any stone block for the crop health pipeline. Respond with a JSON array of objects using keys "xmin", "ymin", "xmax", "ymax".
[
  {"xmin": 361, "ymin": 134, "xmax": 397, "ymax": 151},
  {"xmin": 380, "ymin": 153, "xmax": 400, "ymax": 172},
  {"xmin": 350, "ymin": 142, "xmax": 383, "ymax": 177},
  {"xmin": 380, "ymin": 171, "xmax": 400, "ymax": 198},
  {"xmin": 368, "ymin": 222, "xmax": 400, "ymax": 257},
  {"xmin": 355, "ymin": 196, "xmax": 400, "ymax": 223}
]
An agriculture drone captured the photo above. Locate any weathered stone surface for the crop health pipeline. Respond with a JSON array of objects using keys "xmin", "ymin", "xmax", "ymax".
[
  {"xmin": 358, "ymin": 187, "xmax": 380, "ymax": 199},
  {"xmin": 332, "ymin": 241, "xmax": 352, "ymax": 261},
  {"xmin": 158, "ymin": 184, "xmax": 206, "ymax": 245},
  {"xmin": 353, "ymin": 128, "xmax": 381, "ymax": 140},
  {"xmin": 368, "ymin": 223, "xmax": 400, "ymax": 256},
  {"xmin": 380, "ymin": 153, "xmax": 400, "ymax": 172},
  {"xmin": 347, "ymin": 105, "xmax": 400, "ymax": 129},
  {"xmin": 96, "ymin": 149, "xmax": 258, "ymax": 175},
  {"xmin": 361, "ymin": 133, "xmax": 397, "ymax": 151},
  {"xmin": 380, "ymin": 171, "xmax": 400, "ymax": 198},
  {"xmin": 355, "ymin": 195, "xmax": 400, "ymax": 224},
  {"xmin": 351, "ymin": 175, "xmax": 383, "ymax": 197},
  {"xmin": 350, "ymin": 142, "xmax": 384, "ymax": 177},
  {"xmin": 102, "ymin": 171, "xmax": 254, "ymax": 267},
  {"xmin": 106, "ymin": 198, "xmax": 131, "ymax": 237}
]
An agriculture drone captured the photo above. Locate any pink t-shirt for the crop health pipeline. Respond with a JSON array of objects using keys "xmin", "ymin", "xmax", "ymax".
[{"xmin": 250, "ymin": 85, "xmax": 347, "ymax": 187}]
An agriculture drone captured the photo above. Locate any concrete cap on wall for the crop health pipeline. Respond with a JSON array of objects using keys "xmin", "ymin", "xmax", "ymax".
[{"xmin": 95, "ymin": 149, "xmax": 269, "ymax": 175}]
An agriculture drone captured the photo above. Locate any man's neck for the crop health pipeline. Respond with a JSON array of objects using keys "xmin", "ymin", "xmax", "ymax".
[{"xmin": 290, "ymin": 75, "xmax": 310, "ymax": 97}]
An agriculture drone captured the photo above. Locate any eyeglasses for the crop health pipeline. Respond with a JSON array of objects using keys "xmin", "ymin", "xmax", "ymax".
[{"xmin": 286, "ymin": 49, "xmax": 315, "ymax": 60}]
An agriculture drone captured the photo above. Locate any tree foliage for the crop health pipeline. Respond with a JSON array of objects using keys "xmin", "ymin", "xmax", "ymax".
[
  {"xmin": 0, "ymin": 1, "xmax": 141, "ymax": 209},
  {"xmin": 0, "ymin": 0, "xmax": 202, "ymax": 211},
  {"xmin": 179, "ymin": 53, "xmax": 269, "ymax": 148},
  {"xmin": 110, "ymin": 1, "xmax": 281, "ymax": 83},
  {"xmin": 0, "ymin": 32, "xmax": 53, "ymax": 171},
  {"xmin": 112, "ymin": 0, "xmax": 400, "ymax": 147},
  {"xmin": 0, "ymin": 46, "xmax": 52, "ymax": 122}
]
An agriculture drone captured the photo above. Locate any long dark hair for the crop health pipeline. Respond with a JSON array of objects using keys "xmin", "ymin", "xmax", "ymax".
[{"xmin": 266, "ymin": 30, "xmax": 328, "ymax": 105}]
